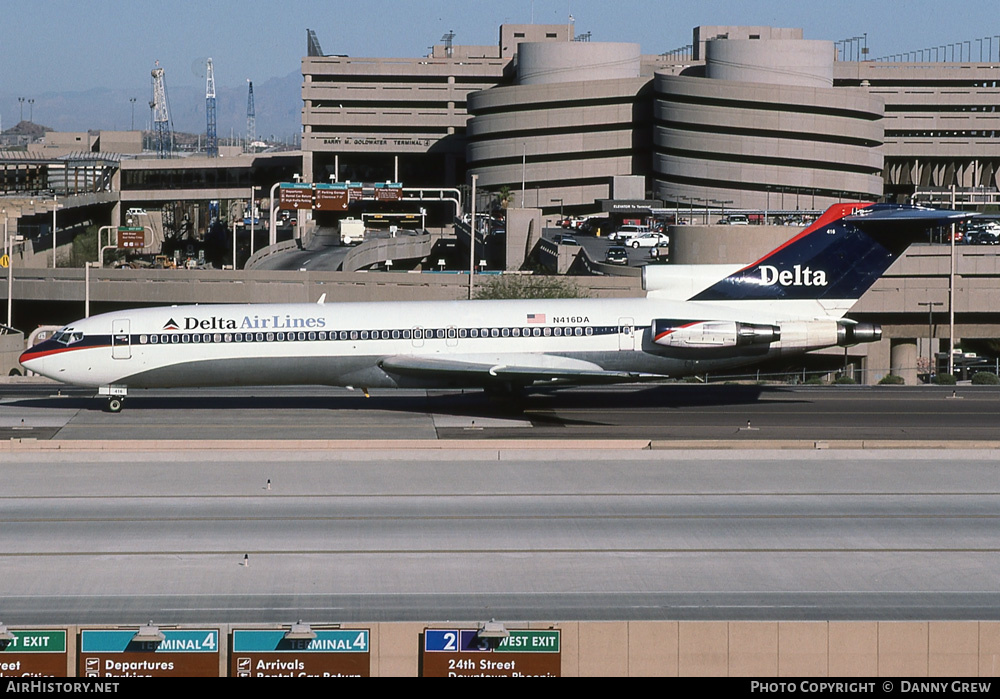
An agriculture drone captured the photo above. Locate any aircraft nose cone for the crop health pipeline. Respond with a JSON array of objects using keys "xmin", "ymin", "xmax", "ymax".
[{"xmin": 19, "ymin": 340, "xmax": 55, "ymax": 377}]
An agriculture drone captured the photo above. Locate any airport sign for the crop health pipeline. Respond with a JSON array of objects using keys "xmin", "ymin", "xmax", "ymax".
[
  {"xmin": 422, "ymin": 629, "xmax": 560, "ymax": 677},
  {"xmin": 116, "ymin": 227, "xmax": 145, "ymax": 249},
  {"xmin": 373, "ymin": 182, "xmax": 403, "ymax": 201},
  {"xmin": 279, "ymin": 183, "xmax": 315, "ymax": 210},
  {"xmin": 79, "ymin": 629, "xmax": 220, "ymax": 678},
  {"xmin": 0, "ymin": 630, "xmax": 68, "ymax": 677},
  {"xmin": 231, "ymin": 629, "xmax": 370, "ymax": 677},
  {"xmin": 315, "ymin": 183, "xmax": 349, "ymax": 211}
]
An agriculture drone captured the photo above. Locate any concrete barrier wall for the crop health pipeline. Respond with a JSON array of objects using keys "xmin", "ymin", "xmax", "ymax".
[
  {"xmin": 19, "ymin": 620, "xmax": 1000, "ymax": 677},
  {"xmin": 2, "ymin": 267, "xmax": 645, "ymax": 308}
]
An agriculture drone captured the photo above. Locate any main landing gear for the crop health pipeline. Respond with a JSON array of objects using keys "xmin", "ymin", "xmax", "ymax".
[{"xmin": 106, "ymin": 397, "xmax": 125, "ymax": 413}]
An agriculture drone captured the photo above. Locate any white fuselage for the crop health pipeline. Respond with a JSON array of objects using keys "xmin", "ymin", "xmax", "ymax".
[{"xmin": 21, "ymin": 296, "xmax": 841, "ymax": 391}]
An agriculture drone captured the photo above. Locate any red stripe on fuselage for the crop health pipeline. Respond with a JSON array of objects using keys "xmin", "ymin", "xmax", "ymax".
[
  {"xmin": 19, "ymin": 344, "xmax": 104, "ymax": 364},
  {"xmin": 654, "ymin": 321, "xmax": 700, "ymax": 342}
]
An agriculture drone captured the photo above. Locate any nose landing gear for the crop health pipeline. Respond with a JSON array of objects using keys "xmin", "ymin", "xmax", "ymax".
[{"xmin": 99, "ymin": 386, "xmax": 128, "ymax": 413}]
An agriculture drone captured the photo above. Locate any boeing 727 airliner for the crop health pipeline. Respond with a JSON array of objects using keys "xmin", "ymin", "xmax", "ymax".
[{"xmin": 20, "ymin": 203, "xmax": 970, "ymax": 411}]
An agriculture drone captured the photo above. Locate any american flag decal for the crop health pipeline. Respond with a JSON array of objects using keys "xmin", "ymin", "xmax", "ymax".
[{"xmin": 527, "ymin": 313, "xmax": 545, "ymax": 324}]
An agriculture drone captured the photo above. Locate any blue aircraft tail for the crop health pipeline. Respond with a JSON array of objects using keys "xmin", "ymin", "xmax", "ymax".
[{"xmin": 691, "ymin": 203, "xmax": 972, "ymax": 303}]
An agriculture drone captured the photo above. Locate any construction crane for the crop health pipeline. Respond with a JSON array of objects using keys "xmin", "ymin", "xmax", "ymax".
[
  {"xmin": 307, "ymin": 28, "xmax": 324, "ymax": 57},
  {"xmin": 150, "ymin": 61, "xmax": 173, "ymax": 158},
  {"xmin": 205, "ymin": 58, "xmax": 218, "ymax": 157},
  {"xmin": 246, "ymin": 79, "xmax": 255, "ymax": 153}
]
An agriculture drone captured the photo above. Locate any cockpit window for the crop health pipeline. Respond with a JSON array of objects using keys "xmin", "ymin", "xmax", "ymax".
[{"xmin": 52, "ymin": 329, "xmax": 83, "ymax": 345}]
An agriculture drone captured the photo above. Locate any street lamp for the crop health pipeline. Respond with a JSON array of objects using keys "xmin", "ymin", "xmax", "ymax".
[
  {"xmin": 51, "ymin": 194, "xmax": 62, "ymax": 269},
  {"xmin": 85, "ymin": 261, "xmax": 96, "ymax": 318},
  {"xmin": 269, "ymin": 181, "xmax": 281, "ymax": 247},
  {"xmin": 2, "ymin": 207, "xmax": 10, "ymax": 327},
  {"xmin": 469, "ymin": 173, "xmax": 478, "ymax": 300},
  {"xmin": 918, "ymin": 301, "xmax": 944, "ymax": 380},
  {"xmin": 249, "ymin": 185, "xmax": 261, "ymax": 257},
  {"xmin": 130, "ymin": 97, "xmax": 137, "ymax": 131},
  {"xmin": 551, "ymin": 198, "xmax": 563, "ymax": 222}
]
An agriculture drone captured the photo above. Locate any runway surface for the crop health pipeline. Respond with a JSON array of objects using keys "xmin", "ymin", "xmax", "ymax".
[
  {"xmin": 2, "ymin": 447, "xmax": 998, "ymax": 624},
  {"xmin": 2, "ymin": 382, "xmax": 1000, "ymax": 442}
]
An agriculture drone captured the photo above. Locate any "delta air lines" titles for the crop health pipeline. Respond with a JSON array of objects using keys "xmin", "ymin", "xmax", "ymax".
[
  {"xmin": 757, "ymin": 264, "xmax": 828, "ymax": 287},
  {"xmin": 180, "ymin": 315, "xmax": 327, "ymax": 331}
]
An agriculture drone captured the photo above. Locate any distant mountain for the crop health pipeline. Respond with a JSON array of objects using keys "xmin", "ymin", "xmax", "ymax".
[
  {"xmin": 2, "ymin": 120, "xmax": 51, "ymax": 136},
  {"xmin": 0, "ymin": 71, "xmax": 301, "ymax": 142}
]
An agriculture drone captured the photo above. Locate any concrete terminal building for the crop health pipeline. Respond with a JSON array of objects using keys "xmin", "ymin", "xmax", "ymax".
[
  {"xmin": 652, "ymin": 26, "xmax": 885, "ymax": 211},
  {"xmin": 300, "ymin": 25, "xmax": 571, "ymax": 189},
  {"xmin": 466, "ymin": 41, "xmax": 658, "ymax": 211},
  {"xmin": 302, "ymin": 23, "xmax": 1000, "ymax": 214}
]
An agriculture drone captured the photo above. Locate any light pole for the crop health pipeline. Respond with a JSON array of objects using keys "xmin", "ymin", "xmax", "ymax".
[
  {"xmin": 551, "ymin": 198, "xmax": 563, "ymax": 223},
  {"xmin": 520, "ymin": 143, "xmax": 526, "ymax": 208},
  {"xmin": 130, "ymin": 97, "xmax": 137, "ymax": 131},
  {"xmin": 268, "ymin": 181, "xmax": 281, "ymax": 247},
  {"xmin": 249, "ymin": 185, "xmax": 261, "ymax": 258},
  {"xmin": 469, "ymin": 174, "xmax": 477, "ymax": 300},
  {"xmin": 85, "ymin": 261, "xmax": 93, "ymax": 318},
  {"xmin": 2, "ymin": 207, "xmax": 9, "ymax": 327},
  {"xmin": 918, "ymin": 301, "xmax": 944, "ymax": 380},
  {"xmin": 51, "ymin": 194, "xmax": 61, "ymax": 269}
]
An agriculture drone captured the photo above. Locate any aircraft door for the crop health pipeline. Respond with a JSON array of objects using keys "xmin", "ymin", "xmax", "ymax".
[
  {"xmin": 618, "ymin": 317, "xmax": 635, "ymax": 351},
  {"xmin": 111, "ymin": 319, "xmax": 132, "ymax": 359},
  {"xmin": 411, "ymin": 326, "xmax": 424, "ymax": 348}
]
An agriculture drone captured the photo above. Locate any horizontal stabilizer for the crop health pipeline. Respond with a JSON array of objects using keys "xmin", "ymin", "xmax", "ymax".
[{"xmin": 845, "ymin": 206, "xmax": 972, "ymax": 224}]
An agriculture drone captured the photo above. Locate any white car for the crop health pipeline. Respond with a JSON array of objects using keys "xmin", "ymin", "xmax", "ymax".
[
  {"xmin": 609, "ymin": 225, "xmax": 650, "ymax": 241},
  {"xmin": 624, "ymin": 232, "xmax": 669, "ymax": 249}
]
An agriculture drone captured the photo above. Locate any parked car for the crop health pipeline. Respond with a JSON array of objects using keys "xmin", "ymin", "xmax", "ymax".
[
  {"xmin": 968, "ymin": 227, "xmax": 1000, "ymax": 245},
  {"xmin": 552, "ymin": 233, "xmax": 579, "ymax": 245},
  {"xmin": 609, "ymin": 224, "xmax": 651, "ymax": 241},
  {"xmin": 604, "ymin": 245, "xmax": 629, "ymax": 265},
  {"xmin": 624, "ymin": 232, "xmax": 670, "ymax": 249},
  {"xmin": 719, "ymin": 214, "xmax": 749, "ymax": 225},
  {"xmin": 579, "ymin": 217, "xmax": 610, "ymax": 235}
]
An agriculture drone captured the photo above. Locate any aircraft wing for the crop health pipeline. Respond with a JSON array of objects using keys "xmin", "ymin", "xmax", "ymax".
[{"xmin": 379, "ymin": 355, "xmax": 668, "ymax": 385}]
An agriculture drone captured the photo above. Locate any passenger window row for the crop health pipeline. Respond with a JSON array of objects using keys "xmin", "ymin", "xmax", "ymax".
[{"xmin": 136, "ymin": 326, "xmax": 607, "ymax": 346}]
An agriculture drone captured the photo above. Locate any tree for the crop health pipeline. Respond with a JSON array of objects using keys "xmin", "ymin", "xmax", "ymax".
[
  {"xmin": 496, "ymin": 185, "xmax": 512, "ymax": 209},
  {"xmin": 473, "ymin": 274, "xmax": 587, "ymax": 300}
]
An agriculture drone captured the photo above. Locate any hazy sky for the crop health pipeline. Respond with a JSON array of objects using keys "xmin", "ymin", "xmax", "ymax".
[{"xmin": 3, "ymin": 0, "xmax": 998, "ymax": 95}]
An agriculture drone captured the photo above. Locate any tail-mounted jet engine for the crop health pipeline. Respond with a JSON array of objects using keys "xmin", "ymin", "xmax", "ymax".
[{"xmin": 652, "ymin": 320, "xmax": 781, "ymax": 349}]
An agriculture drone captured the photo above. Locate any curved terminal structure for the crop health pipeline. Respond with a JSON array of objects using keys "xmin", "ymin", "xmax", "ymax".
[
  {"xmin": 653, "ymin": 37, "xmax": 884, "ymax": 211},
  {"xmin": 467, "ymin": 42, "xmax": 649, "ymax": 211}
]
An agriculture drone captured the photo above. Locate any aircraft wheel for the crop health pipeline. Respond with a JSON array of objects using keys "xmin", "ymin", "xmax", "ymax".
[{"xmin": 106, "ymin": 397, "xmax": 124, "ymax": 413}]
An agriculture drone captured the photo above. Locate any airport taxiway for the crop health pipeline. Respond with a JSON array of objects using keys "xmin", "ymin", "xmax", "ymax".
[
  {"xmin": 2, "ymin": 382, "xmax": 1000, "ymax": 442},
  {"xmin": 2, "ymin": 446, "xmax": 998, "ymax": 624}
]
